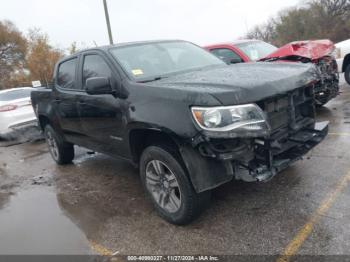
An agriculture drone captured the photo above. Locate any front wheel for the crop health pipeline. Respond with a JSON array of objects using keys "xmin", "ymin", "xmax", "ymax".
[
  {"xmin": 44, "ymin": 125, "xmax": 74, "ymax": 165},
  {"xmin": 345, "ymin": 64, "xmax": 350, "ymax": 85},
  {"xmin": 140, "ymin": 145, "xmax": 210, "ymax": 225}
]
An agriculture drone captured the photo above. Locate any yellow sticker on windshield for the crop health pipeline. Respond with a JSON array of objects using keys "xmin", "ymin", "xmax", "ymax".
[{"xmin": 132, "ymin": 69, "xmax": 144, "ymax": 76}]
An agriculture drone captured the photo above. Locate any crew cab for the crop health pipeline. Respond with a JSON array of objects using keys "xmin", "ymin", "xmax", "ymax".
[
  {"xmin": 31, "ymin": 40, "xmax": 328, "ymax": 225},
  {"xmin": 205, "ymin": 39, "xmax": 339, "ymax": 106}
]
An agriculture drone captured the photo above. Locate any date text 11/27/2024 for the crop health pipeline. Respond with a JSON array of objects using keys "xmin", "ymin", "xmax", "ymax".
[{"xmin": 126, "ymin": 255, "xmax": 219, "ymax": 261}]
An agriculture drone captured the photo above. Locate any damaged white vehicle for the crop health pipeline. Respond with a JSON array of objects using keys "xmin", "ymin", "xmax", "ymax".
[
  {"xmin": 0, "ymin": 87, "xmax": 37, "ymax": 139},
  {"xmin": 335, "ymin": 39, "xmax": 350, "ymax": 84}
]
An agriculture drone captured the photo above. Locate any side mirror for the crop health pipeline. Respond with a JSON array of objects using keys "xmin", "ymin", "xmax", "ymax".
[{"xmin": 86, "ymin": 77, "xmax": 114, "ymax": 95}]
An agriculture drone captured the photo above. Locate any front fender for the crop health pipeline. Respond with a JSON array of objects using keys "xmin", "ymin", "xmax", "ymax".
[{"xmin": 179, "ymin": 144, "xmax": 234, "ymax": 193}]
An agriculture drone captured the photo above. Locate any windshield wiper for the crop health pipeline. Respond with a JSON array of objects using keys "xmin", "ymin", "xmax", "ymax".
[{"xmin": 138, "ymin": 76, "xmax": 167, "ymax": 83}]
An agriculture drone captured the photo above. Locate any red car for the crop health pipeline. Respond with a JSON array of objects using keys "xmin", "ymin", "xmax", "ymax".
[{"xmin": 205, "ymin": 39, "xmax": 339, "ymax": 106}]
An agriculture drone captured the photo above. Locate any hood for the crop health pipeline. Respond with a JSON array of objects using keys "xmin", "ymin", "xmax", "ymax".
[
  {"xmin": 262, "ymin": 40, "xmax": 335, "ymax": 61},
  {"xmin": 335, "ymin": 39, "xmax": 350, "ymax": 48},
  {"xmin": 148, "ymin": 63, "xmax": 318, "ymax": 105}
]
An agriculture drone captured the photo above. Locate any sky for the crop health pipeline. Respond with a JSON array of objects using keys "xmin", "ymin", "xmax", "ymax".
[{"xmin": 1, "ymin": 0, "xmax": 300, "ymax": 50}]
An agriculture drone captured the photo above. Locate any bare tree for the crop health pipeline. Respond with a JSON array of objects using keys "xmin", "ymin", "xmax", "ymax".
[
  {"xmin": 316, "ymin": 0, "xmax": 350, "ymax": 18},
  {"xmin": 26, "ymin": 29, "xmax": 64, "ymax": 87},
  {"xmin": 246, "ymin": 19, "xmax": 277, "ymax": 44},
  {"xmin": 245, "ymin": 0, "xmax": 350, "ymax": 46}
]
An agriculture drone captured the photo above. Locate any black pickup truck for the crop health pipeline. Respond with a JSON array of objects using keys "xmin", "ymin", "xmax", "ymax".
[{"xmin": 31, "ymin": 40, "xmax": 328, "ymax": 225}]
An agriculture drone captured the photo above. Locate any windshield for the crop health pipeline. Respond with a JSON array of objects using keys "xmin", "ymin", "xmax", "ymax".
[
  {"xmin": 110, "ymin": 41, "xmax": 224, "ymax": 81},
  {"xmin": 236, "ymin": 41, "xmax": 278, "ymax": 61},
  {"xmin": 0, "ymin": 89, "xmax": 32, "ymax": 101}
]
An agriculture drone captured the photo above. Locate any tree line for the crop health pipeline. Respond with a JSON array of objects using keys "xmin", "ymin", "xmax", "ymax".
[
  {"xmin": 0, "ymin": 20, "xmax": 79, "ymax": 90},
  {"xmin": 246, "ymin": 0, "xmax": 350, "ymax": 46}
]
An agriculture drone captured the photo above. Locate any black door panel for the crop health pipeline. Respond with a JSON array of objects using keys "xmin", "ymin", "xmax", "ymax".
[
  {"xmin": 77, "ymin": 53, "xmax": 127, "ymax": 156},
  {"xmin": 55, "ymin": 57, "xmax": 84, "ymax": 136}
]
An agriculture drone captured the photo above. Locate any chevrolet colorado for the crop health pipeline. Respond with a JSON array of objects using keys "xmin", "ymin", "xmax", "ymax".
[{"xmin": 31, "ymin": 40, "xmax": 328, "ymax": 225}]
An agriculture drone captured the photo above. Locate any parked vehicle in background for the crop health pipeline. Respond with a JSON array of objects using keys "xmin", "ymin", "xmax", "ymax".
[
  {"xmin": 32, "ymin": 40, "xmax": 328, "ymax": 225},
  {"xmin": 205, "ymin": 39, "xmax": 277, "ymax": 63},
  {"xmin": 335, "ymin": 39, "xmax": 350, "ymax": 85},
  {"xmin": 205, "ymin": 39, "xmax": 339, "ymax": 106},
  {"xmin": 0, "ymin": 87, "xmax": 37, "ymax": 139}
]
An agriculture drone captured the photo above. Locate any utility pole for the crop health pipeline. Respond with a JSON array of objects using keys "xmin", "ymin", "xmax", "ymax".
[{"xmin": 103, "ymin": 0, "xmax": 114, "ymax": 45}]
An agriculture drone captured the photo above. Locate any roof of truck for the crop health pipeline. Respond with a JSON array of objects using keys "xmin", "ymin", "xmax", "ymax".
[
  {"xmin": 102, "ymin": 39, "xmax": 186, "ymax": 49},
  {"xmin": 61, "ymin": 39, "xmax": 188, "ymax": 61},
  {"xmin": 75, "ymin": 39, "xmax": 186, "ymax": 54}
]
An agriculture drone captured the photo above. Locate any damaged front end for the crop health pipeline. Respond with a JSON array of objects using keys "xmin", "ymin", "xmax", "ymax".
[
  {"xmin": 261, "ymin": 40, "xmax": 339, "ymax": 106},
  {"xmin": 187, "ymin": 85, "xmax": 328, "ymax": 191},
  {"xmin": 313, "ymin": 56, "xmax": 339, "ymax": 106}
]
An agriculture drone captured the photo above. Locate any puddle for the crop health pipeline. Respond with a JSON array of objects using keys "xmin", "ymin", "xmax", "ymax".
[
  {"xmin": 74, "ymin": 152, "xmax": 99, "ymax": 166},
  {"xmin": 0, "ymin": 187, "xmax": 92, "ymax": 255}
]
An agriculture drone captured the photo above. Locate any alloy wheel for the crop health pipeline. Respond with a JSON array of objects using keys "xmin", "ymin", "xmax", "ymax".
[
  {"xmin": 145, "ymin": 160, "xmax": 182, "ymax": 213},
  {"xmin": 46, "ymin": 130, "xmax": 59, "ymax": 161}
]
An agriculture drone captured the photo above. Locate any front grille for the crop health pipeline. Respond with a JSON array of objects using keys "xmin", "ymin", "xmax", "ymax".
[{"xmin": 257, "ymin": 85, "xmax": 315, "ymax": 137}]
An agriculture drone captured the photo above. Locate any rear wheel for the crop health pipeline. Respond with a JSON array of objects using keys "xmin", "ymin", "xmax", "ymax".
[
  {"xmin": 44, "ymin": 125, "xmax": 74, "ymax": 165},
  {"xmin": 345, "ymin": 64, "xmax": 350, "ymax": 85},
  {"xmin": 140, "ymin": 145, "xmax": 210, "ymax": 225}
]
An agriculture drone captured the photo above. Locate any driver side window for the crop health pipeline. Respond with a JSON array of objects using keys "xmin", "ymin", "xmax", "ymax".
[{"xmin": 82, "ymin": 55, "xmax": 112, "ymax": 88}]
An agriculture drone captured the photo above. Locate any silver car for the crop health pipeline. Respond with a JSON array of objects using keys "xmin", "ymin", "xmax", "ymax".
[{"xmin": 0, "ymin": 87, "xmax": 37, "ymax": 139}]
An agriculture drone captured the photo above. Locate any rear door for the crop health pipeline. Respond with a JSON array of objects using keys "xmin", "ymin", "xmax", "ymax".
[
  {"xmin": 76, "ymin": 51, "xmax": 126, "ymax": 156},
  {"xmin": 54, "ymin": 56, "xmax": 84, "ymax": 139}
]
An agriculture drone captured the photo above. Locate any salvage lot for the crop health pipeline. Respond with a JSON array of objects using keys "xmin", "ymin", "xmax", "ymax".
[{"xmin": 0, "ymin": 78, "xmax": 350, "ymax": 257}]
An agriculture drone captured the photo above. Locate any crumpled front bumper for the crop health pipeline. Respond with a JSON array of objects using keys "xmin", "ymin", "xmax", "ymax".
[
  {"xmin": 181, "ymin": 121, "xmax": 328, "ymax": 193},
  {"xmin": 235, "ymin": 121, "xmax": 329, "ymax": 182}
]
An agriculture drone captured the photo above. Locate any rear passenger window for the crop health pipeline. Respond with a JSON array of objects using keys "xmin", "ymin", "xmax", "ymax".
[
  {"xmin": 57, "ymin": 58, "xmax": 78, "ymax": 89},
  {"xmin": 82, "ymin": 55, "xmax": 112, "ymax": 87}
]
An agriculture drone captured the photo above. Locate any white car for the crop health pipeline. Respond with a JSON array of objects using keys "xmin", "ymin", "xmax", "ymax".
[
  {"xmin": 0, "ymin": 87, "xmax": 37, "ymax": 139},
  {"xmin": 335, "ymin": 39, "xmax": 350, "ymax": 84}
]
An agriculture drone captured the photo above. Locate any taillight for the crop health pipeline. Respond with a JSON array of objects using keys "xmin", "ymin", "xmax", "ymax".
[{"xmin": 0, "ymin": 105, "xmax": 18, "ymax": 112}]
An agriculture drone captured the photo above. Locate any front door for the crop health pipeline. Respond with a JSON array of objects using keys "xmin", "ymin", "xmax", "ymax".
[{"xmin": 77, "ymin": 52, "xmax": 127, "ymax": 157}]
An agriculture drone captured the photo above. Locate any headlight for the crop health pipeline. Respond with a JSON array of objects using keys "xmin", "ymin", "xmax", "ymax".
[
  {"xmin": 203, "ymin": 109, "xmax": 222, "ymax": 128},
  {"xmin": 191, "ymin": 104, "xmax": 270, "ymax": 138}
]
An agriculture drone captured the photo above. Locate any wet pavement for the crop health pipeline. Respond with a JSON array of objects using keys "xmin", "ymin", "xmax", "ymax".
[
  {"xmin": 0, "ymin": 77, "xmax": 349, "ymax": 257},
  {"xmin": 0, "ymin": 187, "xmax": 91, "ymax": 255}
]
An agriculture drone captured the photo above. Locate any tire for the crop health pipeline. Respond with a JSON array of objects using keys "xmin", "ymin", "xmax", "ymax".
[
  {"xmin": 44, "ymin": 125, "xmax": 74, "ymax": 165},
  {"xmin": 140, "ymin": 145, "xmax": 211, "ymax": 225},
  {"xmin": 345, "ymin": 64, "xmax": 350, "ymax": 85}
]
